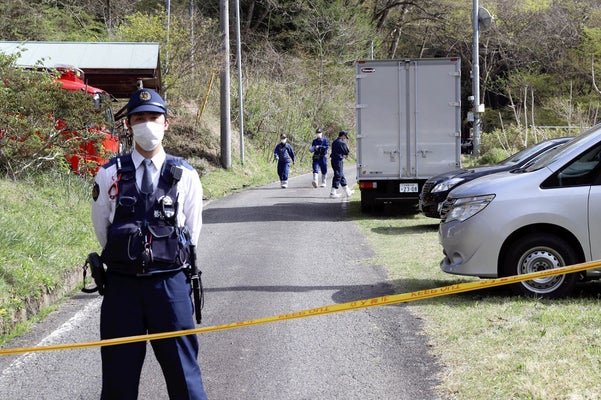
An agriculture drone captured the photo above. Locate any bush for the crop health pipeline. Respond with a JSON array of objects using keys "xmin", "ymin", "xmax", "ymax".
[
  {"xmin": 242, "ymin": 56, "xmax": 355, "ymax": 164},
  {"xmin": 477, "ymin": 125, "xmax": 574, "ymax": 166},
  {"xmin": 478, "ymin": 147, "xmax": 510, "ymax": 165},
  {"xmin": 0, "ymin": 53, "xmax": 109, "ymax": 178}
]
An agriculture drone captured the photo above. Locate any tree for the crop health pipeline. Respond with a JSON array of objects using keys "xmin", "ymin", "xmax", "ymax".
[{"xmin": 0, "ymin": 53, "xmax": 110, "ymax": 177}]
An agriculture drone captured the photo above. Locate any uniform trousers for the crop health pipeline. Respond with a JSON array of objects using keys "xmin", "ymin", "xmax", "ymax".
[
  {"xmin": 277, "ymin": 161, "xmax": 291, "ymax": 181},
  {"xmin": 331, "ymin": 159, "xmax": 347, "ymax": 189},
  {"xmin": 100, "ymin": 270, "xmax": 207, "ymax": 400},
  {"xmin": 312, "ymin": 157, "xmax": 327, "ymax": 175}
]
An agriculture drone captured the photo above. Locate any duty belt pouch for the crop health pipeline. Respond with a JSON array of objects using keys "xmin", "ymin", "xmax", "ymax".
[
  {"xmin": 101, "ymin": 224, "xmax": 181, "ymax": 272},
  {"xmin": 147, "ymin": 225, "xmax": 179, "ymax": 265},
  {"xmin": 101, "ymin": 222, "xmax": 144, "ymax": 270}
]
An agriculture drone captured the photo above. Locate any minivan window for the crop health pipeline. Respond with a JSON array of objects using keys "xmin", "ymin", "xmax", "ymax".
[
  {"xmin": 524, "ymin": 125, "xmax": 601, "ymax": 172},
  {"xmin": 522, "ymin": 144, "xmax": 565, "ymax": 172},
  {"xmin": 541, "ymin": 143, "xmax": 601, "ymax": 188},
  {"xmin": 501, "ymin": 140, "xmax": 561, "ymax": 166}
]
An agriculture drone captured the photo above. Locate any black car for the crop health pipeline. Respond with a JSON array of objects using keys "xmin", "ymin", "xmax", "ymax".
[{"xmin": 419, "ymin": 137, "xmax": 573, "ymax": 218}]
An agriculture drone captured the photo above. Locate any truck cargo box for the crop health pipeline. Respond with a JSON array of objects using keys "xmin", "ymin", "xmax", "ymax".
[{"xmin": 355, "ymin": 58, "xmax": 462, "ymax": 212}]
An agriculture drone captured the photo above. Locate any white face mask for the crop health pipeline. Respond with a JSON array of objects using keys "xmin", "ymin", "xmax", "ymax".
[
  {"xmin": 316, "ymin": 133, "xmax": 322, "ymax": 139},
  {"xmin": 281, "ymin": 138, "xmax": 287, "ymax": 144},
  {"xmin": 132, "ymin": 121, "xmax": 165, "ymax": 151}
]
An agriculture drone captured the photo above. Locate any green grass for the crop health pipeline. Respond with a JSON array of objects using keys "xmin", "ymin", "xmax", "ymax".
[
  {"xmin": 349, "ymin": 201, "xmax": 601, "ymax": 400},
  {"xmin": 200, "ymin": 146, "xmax": 278, "ymax": 200},
  {"xmin": 0, "ymin": 172, "xmax": 98, "ymax": 337}
]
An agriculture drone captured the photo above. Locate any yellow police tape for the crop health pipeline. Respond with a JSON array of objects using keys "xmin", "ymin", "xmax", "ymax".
[{"xmin": 2, "ymin": 259, "xmax": 601, "ymax": 356}]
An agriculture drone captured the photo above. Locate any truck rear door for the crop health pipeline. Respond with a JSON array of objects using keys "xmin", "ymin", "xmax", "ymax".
[
  {"xmin": 410, "ymin": 59, "xmax": 461, "ymax": 177},
  {"xmin": 356, "ymin": 60, "xmax": 405, "ymax": 180}
]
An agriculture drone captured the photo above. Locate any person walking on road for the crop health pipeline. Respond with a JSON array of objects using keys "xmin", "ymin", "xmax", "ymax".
[
  {"xmin": 309, "ymin": 128, "xmax": 329, "ymax": 188},
  {"xmin": 274, "ymin": 133, "xmax": 295, "ymax": 188},
  {"xmin": 330, "ymin": 130, "xmax": 354, "ymax": 198},
  {"xmin": 91, "ymin": 88, "xmax": 208, "ymax": 400}
]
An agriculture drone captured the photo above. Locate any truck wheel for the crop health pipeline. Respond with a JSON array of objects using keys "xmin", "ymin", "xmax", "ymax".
[
  {"xmin": 502, "ymin": 233, "xmax": 578, "ymax": 298},
  {"xmin": 360, "ymin": 193, "xmax": 373, "ymax": 213},
  {"xmin": 360, "ymin": 198, "xmax": 372, "ymax": 213}
]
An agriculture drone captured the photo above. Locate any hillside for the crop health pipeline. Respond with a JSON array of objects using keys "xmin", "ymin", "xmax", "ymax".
[{"xmin": 1, "ymin": 0, "xmax": 601, "ymax": 177}]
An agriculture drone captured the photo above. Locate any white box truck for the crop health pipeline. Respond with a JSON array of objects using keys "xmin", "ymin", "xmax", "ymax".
[{"xmin": 355, "ymin": 58, "xmax": 462, "ymax": 212}]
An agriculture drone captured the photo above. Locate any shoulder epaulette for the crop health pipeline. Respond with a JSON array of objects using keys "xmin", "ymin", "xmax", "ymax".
[
  {"xmin": 165, "ymin": 154, "xmax": 194, "ymax": 170},
  {"xmin": 101, "ymin": 157, "xmax": 119, "ymax": 170}
]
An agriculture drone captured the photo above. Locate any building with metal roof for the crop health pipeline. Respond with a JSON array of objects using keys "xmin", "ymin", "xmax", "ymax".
[{"xmin": 0, "ymin": 41, "xmax": 161, "ymax": 98}]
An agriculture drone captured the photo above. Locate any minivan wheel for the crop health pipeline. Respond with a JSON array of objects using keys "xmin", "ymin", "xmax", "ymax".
[{"xmin": 502, "ymin": 233, "xmax": 578, "ymax": 298}]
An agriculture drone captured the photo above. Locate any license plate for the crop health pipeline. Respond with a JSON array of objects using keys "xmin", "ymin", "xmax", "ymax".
[{"xmin": 399, "ymin": 183, "xmax": 419, "ymax": 193}]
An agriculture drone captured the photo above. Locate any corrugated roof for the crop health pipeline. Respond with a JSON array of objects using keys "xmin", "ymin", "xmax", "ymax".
[
  {"xmin": 0, "ymin": 41, "xmax": 162, "ymax": 98},
  {"xmin": 0, "ymin": 41, "xmax": 159, "ymax": 69}
]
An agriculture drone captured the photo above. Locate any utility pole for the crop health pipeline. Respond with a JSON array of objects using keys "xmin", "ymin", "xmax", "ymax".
[
  {"xmin": 471, "ymin": 2, "xmax": 493, "ymax": 157},
  {"xmin": 220, "ymin": 0, "xmax": 232, "ymax": 169},
  {"xmin": 471, "ymin": 0, "xmax": 481, "ymax": 156},
  {"xmin": 106, "ymin": 0, "xmax": 112, "ymax": 35},
  {"xmin": 165, "ymin": 1, "xmax": 171, "ymax": 74},
  {"xmin": 189, "ymin": 0, "xmax": 195, "ymax": 64},
  {"xmin": 235, "ymin": 0, "xmax": 245, "ymax": 165}
]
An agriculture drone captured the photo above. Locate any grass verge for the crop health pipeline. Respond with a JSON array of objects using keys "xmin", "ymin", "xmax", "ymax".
[
  {"xmin": 350, "ymin": 200, "xmax": 601, "ymax": 400},
  {"xmin": 0, "ymin": 172, "xmax": 98, "ymax": 338}
]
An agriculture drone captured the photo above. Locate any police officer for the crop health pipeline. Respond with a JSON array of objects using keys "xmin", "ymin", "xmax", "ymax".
[
  {"xmin": 91, "ymin": 88, "xmax": 207, "ymax": 400},
  {"xmin": 309, "ymin": 128, "xmax": 329, "ymax": 188},
  {"xmin": 330, "ymin": 130, "xmax": 354, "ymax": 198},
  {"xmin": 273, "ymin": 133, "xmax": 295, "ymax": 188}
]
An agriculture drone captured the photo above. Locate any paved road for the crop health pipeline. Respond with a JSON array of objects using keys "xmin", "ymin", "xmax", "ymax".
[{"xmin": 0, "ymin": 167, "xmax": 441, "ymax": 399}]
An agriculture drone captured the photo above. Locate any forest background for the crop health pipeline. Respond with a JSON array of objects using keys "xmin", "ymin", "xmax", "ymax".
[{"xmin": 1, "ymin": 0, "xmax": 601, "ymax": 177}]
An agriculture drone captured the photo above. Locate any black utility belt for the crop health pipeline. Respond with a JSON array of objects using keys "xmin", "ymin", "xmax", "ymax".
[{"xmin": 106, "ymin": 266, "xmax": 184, "ymax": 278}]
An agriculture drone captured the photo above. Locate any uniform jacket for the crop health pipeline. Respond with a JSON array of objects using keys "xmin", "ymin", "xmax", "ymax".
[
  {"xmin": 310, "ymin": 137, "xmax": 329, "ymax": 159},
  {"xmin": 274, "ymin": 142, "xmax": 295, "ymax": 163},
  {"xmin": 331, "ymin": 138, "xmax": 350, "ymax": 161}
]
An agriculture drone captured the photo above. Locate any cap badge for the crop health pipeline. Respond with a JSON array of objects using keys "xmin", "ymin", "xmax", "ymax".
[{"xmin": 139, "ymin": 91, "xmax": 152, "ymax": 101}]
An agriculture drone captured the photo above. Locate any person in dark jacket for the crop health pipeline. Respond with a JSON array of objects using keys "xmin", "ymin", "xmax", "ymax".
[
  {"xmin": 309, "ymin": 128, "xmax": 329, "ymax": 188},
  {"xmin": 330, "ymin": 130, "xmax": 354, "ymax": 198},
  {"xmin": 273, "ymin": 133, "xmax": 295, "ymax": 188}
]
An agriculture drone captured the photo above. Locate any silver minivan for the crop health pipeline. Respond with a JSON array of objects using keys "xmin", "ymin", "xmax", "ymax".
[{"xmin": 439, "ymin": 124, "xmax": 601, "ymax": 298}]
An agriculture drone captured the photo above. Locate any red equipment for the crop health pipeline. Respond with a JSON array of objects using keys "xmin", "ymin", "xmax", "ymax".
[{"xmin": 56, "ymin": 66, "xmax": 120, "ymax": 174}]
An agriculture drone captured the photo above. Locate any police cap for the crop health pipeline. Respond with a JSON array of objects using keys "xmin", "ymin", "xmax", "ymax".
[{"xmin": 127, "ymin": 88, "xmax": 167, "ymax": 116}]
